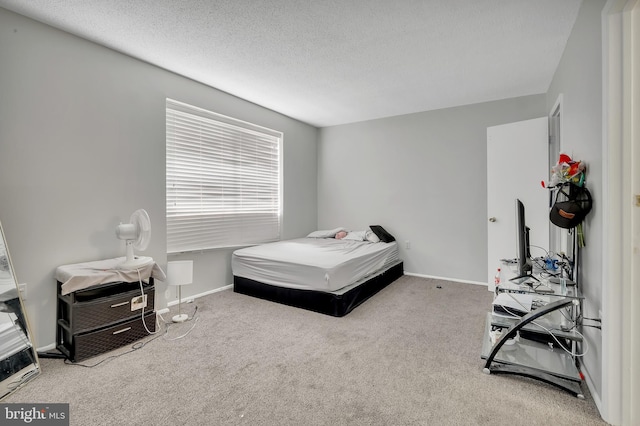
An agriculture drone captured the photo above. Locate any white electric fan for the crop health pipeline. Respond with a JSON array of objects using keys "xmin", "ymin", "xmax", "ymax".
[{"xmin": 115, "ymin": 209, "xmax": 154, "ymax": 270}]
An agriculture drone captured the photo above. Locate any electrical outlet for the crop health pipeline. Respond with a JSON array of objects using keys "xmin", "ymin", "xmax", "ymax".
[
  {"xmin": 405, "ymin": 240, "xmax": 411, "ymax": 249},
  {"xmin": 18, "ymin": 283, "xmax": 26, "ymax": 300},
  {"xmin": 131, "ymin": 294, "xmax": 148, "ymax": 311}
]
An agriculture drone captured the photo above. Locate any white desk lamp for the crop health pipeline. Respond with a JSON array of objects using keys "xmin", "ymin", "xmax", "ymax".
[{"xmin": 166, "ymin": 260, "xmax": 193, "ymax": 323}]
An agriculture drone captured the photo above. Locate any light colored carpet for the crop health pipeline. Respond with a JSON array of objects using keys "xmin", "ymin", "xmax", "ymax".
[{"xmin": 5, "ymin": 276, "xmax": 605, "ymax": 425}]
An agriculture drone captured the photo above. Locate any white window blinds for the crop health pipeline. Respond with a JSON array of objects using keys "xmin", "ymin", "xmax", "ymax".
[{"xmin": 166, "ymin": 99, "xmax": 282, "ymax": 253}]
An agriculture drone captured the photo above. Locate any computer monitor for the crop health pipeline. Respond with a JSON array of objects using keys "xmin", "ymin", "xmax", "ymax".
[{"xmin": 511, "ymin": 199, "xmax": 537, "ymax": 283}]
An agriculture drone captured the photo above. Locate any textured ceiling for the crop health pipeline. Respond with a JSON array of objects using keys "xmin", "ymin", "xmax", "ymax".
[{"xmin": 0, "ymin": 0, "xmax": 582, "ymax": 127}]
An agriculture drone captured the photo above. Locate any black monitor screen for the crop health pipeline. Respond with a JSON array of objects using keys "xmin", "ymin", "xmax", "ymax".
[{"xmin": 513, "ymin": 199, "xmax": 533, "ymax": 282}]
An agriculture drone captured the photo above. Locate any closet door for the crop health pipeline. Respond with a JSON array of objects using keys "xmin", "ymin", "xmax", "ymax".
[{"xmin": 487, "ymin": 117, "xmax": 549, "ymax": 291}]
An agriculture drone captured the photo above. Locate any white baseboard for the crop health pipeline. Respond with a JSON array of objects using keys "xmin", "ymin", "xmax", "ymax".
[
  {"xmin": 165, "ymin": 284, "xmax": 233, "ymax": 308},
  {"xmin": 37, "ymin": 343, "xmax": 57, "ymax": 353},
  {"xmin": 404, "ymin": 272, "xmax": 487, "ymax": 287}
]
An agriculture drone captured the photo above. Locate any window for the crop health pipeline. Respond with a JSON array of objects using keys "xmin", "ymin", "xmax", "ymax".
[{"xmin": 166, "ymin": 99, "xmax": 282, "ymax": 253}]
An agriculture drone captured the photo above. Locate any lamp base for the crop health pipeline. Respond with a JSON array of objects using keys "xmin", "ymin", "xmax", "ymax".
[{"xmin": 172, "ymin": 314, "xmax": 188, "ymax": 323}]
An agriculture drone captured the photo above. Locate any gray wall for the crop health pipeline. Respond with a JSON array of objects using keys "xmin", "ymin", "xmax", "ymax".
[
  {"xmin": 546, "ymin": 0, "xmax": 605, "ymax": 405},
  {"xmin": 0, "ymin": 4, "xmax": 607, "ymax": 408},
  {"xmin": 0, "ymin": 8, "xmax": 318, "ymax": 348},
  {"xmin": 317, "ymin": 0, "xmax": 605, "ymax": 405},
  {"xmin": 318, "ymin": 95, "xmax": 546, "ymax": 283}
]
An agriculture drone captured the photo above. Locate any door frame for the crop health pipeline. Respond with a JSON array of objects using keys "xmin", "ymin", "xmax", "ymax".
[
  {"xmin": 549, "ymin": 94, "xmax": 563, "ymax": 256},
  {"xmin": 601, "ymin": 1, "xmax": 639, "ymax": 424}
]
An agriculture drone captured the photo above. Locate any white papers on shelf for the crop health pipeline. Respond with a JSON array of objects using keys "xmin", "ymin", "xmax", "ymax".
[{"xmin": 492, "ymin": 293, "xmax": 534, "ymax": 318}]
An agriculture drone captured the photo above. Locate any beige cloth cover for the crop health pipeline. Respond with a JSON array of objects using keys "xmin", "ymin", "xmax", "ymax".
[{"xmin": 56, "ymin": 257, "xmax": 166, "ymax": 295}]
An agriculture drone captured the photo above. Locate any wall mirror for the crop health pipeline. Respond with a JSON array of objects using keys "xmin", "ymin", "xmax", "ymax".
[{"xmin": 0, "ymin": 219, "xmax": 39, "ymax": 399}]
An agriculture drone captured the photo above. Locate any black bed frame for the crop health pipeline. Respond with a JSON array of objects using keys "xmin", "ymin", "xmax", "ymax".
[{"xmin": 233, "ymin": 261, "xmax": 403, "ymax": 317}]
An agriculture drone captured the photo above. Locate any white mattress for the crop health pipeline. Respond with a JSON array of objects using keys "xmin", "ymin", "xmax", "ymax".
[{"xmin": 232, "ymin": 238, "xmax": 399, "ymax": 292}]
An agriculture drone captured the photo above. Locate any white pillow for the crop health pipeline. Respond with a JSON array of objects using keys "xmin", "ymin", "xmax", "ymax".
[
  {"xmin": 365, "ymin": 230, "xmax": 380, "ymax": 243},
  {"xmin": 307, "ymin": 227, "xmax": 346, "ymax": 238},
  {"xmin": 343, "ymin": 230, "xmax": 368, "ymax": 241}
]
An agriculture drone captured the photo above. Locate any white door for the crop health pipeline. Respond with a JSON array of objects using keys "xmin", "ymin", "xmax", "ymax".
[{"xmin": 487, "ymin": 117, "xmax": 549, "ymax": 291}]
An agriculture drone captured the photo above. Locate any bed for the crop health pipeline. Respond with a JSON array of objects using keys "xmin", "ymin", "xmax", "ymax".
[{"xmin": 232, "ymin": 226, "xmax": 403, "ymax": 316}]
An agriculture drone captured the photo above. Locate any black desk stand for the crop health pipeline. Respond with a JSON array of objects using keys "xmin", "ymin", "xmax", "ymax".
[{"xmin": 482, "ymin": 298, "xmax": 584, "ymax": 398}]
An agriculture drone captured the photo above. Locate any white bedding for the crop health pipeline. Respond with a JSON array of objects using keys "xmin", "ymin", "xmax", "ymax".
[
  {"xmin": 55, "ymin": 257, "xmax": 166, "ymax": 295},
  {"xmin": 232, "ymin": 238, "xmax": 399, "ymax": 292}
]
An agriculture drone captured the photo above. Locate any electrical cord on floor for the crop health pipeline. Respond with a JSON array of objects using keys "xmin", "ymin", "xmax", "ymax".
[{"xmin": 156, "ymin": 305, "xmax": 200, "ymax": 341}]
